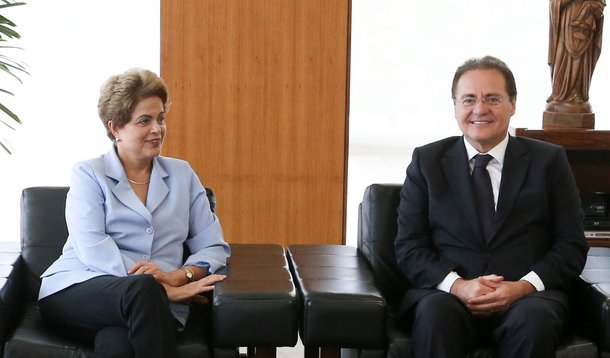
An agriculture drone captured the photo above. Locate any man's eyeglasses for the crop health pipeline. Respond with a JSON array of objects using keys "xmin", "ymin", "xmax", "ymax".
[{"xmin": 455, "ymin": 95, "xmax": 504, "ymax": 107}]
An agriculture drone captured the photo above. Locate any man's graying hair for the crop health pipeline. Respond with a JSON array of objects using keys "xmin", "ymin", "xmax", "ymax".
[{"xmin": 451, "ymin": 56, "xmax": 517, "ymax": 101}]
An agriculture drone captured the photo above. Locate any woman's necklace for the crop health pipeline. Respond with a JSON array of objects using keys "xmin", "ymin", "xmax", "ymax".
[{"xmin": 128, "ymin": 178, "xmax": 150, "ymax": 185}]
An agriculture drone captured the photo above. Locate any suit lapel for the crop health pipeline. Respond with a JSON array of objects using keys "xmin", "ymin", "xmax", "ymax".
[
  {"xmin": 442, "ymin": 139, "xmax": 486, "ymax": 243},
  {"xmin": 492, "ymin": 136, "xmax": 529, "ymax": 241}
]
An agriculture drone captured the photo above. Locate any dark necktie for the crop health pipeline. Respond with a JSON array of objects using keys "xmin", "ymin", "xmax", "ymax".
[{"xmin": 472, "ymin": 154, "xmax": 495, "ymax": 242}]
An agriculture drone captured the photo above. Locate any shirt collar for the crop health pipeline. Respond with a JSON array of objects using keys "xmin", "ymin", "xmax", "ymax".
[{"xmin": 463, "ymin": 134, "xmax": 509, "ymax": 166}]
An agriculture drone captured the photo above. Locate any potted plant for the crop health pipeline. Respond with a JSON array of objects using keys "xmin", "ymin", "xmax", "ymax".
[{"xmin": 0, "ymin": 0, "xmax": 26, "ymax": 154}]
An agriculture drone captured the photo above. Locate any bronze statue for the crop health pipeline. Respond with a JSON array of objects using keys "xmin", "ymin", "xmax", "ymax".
[{"xmin": 545, "ymin": 0, "xmax": 605, "ymax": 129}]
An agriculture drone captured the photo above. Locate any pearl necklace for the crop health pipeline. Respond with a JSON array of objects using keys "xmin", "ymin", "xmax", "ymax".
[{"xmin": 128, "ymin": 178, "xmax": 150, "ymax": 185}]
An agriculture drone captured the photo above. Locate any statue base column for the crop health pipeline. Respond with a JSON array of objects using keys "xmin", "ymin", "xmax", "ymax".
[{"xmin": 543, "ymin": 111, "xmax": 595, "ymax": 130}]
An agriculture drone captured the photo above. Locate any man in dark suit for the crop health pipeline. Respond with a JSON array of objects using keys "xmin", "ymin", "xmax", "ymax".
[{"xmin": 394, "ymin": 56, "xmax": 588, "ymax": 357}]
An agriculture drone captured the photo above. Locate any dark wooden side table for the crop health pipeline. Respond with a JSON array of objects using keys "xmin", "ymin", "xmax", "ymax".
[{"xmin": 515, "ymin": 128, "xmax": 610, "ymax": 248}]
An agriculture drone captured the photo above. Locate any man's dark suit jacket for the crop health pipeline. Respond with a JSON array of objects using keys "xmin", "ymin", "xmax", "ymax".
[{"xmin": 394, "ymin": 135, "xmax": 589, "ymax": 317}]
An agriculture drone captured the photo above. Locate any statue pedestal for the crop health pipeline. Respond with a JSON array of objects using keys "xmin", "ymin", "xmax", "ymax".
[{"xmin": 543, "ymin": 111, "xmax": 595, "ymax": 130}]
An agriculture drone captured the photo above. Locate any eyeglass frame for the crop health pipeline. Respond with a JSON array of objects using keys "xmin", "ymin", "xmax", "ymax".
[{"xmin": 453, "ymin": 94, "xmax": 504, "ymax": 107}]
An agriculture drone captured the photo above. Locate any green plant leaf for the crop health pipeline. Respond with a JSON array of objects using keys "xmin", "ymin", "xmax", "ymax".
[
  {"xmin": 0, "ymin": 54, "xmax": 28, "ymax": 69},
  {"xmin": 0, "ymin": 56, "xmax": 29, "ymax": 75},
  {"xmin": 0, "ymin": 140, "xmax": 13, "ymax": 154},
  {"xmin": 0, "ymin": 2, "xmax": 26, "ymax": 10},
  {"xmin": 0, "ymin": 14, "xmax": 17, "ymax": 27},
  {"xmin": 0, "ymin": 128, "xmax": 14, "ymax": 154},
  {"xmin": 0, "ymin": 117, "xmax": 17, "ymax": 130},
  {"xmin": 0, "ymin": 102, "xmax": 21, "ymax": 124},
  {"xmin": 0, "ymin": 88, "xmax": 15, "ymax": 96},
  {"xmin": 0, "ymin": 24, "xmax": 19, "ymax": 39},
  {"xmin": 0, "ymin": 44, "xmax": 24, "ymax": 50},
  {"xmin": 0, "ymin": 0, "xmax": 26, "ymax": 154}
]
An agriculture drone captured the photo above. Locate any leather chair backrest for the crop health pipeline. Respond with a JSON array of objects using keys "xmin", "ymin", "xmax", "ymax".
[
  {"xmin": 19, "ymin": 186, "xmax": 217, "ymax": 300},
  {"xmin": 20, "ymin": 187, "xmax": 69, "ymax": 300},
  {"xmin": 357, "ymin": 183, "xmax": 410, "ymax": 307}
]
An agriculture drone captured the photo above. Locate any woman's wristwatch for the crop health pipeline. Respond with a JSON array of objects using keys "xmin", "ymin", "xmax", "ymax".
[{"xmin": 182, "ymin": 266, "xmax": 195, "ymax": 282}]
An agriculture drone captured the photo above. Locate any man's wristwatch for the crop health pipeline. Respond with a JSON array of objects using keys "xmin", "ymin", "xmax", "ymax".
[{"xmin": 182, "ymin": 266, "xmax": 195, "ymax": 282}]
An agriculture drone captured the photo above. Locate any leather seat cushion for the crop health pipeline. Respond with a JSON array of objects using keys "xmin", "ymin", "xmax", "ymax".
[{"xmin": 4, "ymin": 303, "xmax": 212, "ymax": 358}]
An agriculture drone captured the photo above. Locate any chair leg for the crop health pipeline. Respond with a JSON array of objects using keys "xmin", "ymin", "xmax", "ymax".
[
  {"xmin": 305, "ymin": 345, "xmax": 320, "ymax": 358},
  {"xmin": 320, "ymin": 347, "xmax": 340, "ymax": 358},
  {"xmin": 304, "ymin": 346, "xmax": 341, "ymax": 358},
  {"xmin": 247, "ymin": 347, "xmax": 276, "ymax": 358},
  {"xmin": 215, "ymin": 347, "xmax": 241, "ymax": 358}
]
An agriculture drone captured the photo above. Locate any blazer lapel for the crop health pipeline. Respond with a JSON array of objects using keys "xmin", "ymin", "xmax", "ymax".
[
  {"xmin": 146, "ymin": 157, "xmax": 169, "ymax": 214},
  {"xmin": 104, "ymin": 146, "xmax": 153, "ymax": 224},
  {"xmin": 442, "ymin": 139, "xmax": 486, "ymax": 243}
]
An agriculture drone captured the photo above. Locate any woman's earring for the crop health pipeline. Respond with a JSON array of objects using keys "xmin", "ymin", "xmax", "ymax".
[{"xmin": 115, "ymin": 136, "xmax": 121, "ymax": 142}]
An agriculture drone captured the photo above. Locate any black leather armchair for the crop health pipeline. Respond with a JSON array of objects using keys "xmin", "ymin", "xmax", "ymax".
[
  {"xmin": 0, "ymin": 186, "xmax": 298, "ymax": 357},
  {"xmin": 284, "ymin": 183, "xmax": 610, "ymax": 357},
  {"xmin": 357, "ymin": 183, "xmax": 610, "ymax": 358}
]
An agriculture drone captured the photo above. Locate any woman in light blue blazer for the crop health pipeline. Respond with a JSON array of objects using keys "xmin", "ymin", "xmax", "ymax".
[{"xmin": 38, "ymin": 69, "xmax": 231, "ymax": 357}]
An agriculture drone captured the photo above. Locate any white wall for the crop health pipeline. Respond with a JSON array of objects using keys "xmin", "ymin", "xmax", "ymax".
[
  {"xmin": 2, "ymin": 1, "xmax": 609, "ymax": 246},
  {"xmin": 0, "ymin": 0, "xmax": 160, "ymax": 242},
  {"xmin": 346, "ymin": 0, "xmax": 610, "ymax": 246}
]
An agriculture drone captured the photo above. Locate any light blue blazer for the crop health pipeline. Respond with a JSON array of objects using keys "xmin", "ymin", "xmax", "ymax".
[{"xmin": 39, "ymin": 145, "xmax": 230, "ymax": 325}]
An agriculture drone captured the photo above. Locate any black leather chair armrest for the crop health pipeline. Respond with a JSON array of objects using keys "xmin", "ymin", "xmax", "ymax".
[
  {"xmin": 570, "ymin": 276, "xmax": 610, "ymax": 353},
  {"xmin": 0, "ymin": 243, "xmax": 26, "ymax": 348},
  {"xmin": 579, "ymin": 247, "xmax": 610, "ymax": 354},
  {"xmin": 592, "ymin": 283, "xmax": 610, "ymax": 353},
  {"xmin": 212, "ymin": 244, "xmax": 298, "ymax": 350}
]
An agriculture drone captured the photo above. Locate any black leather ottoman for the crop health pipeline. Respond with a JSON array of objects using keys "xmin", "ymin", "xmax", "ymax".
[
  {"xmin": 213, "ymin": 243, "xmax": 299, "ymax": 357},
  {"xmin": 287, "ymin": 244, "xmax": 386, "ymax": 358}
]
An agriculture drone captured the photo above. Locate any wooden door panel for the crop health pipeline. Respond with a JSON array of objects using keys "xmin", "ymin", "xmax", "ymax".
[{"xmin": 161, "ymin": 0, "xmax": 350, "ymax": 245}]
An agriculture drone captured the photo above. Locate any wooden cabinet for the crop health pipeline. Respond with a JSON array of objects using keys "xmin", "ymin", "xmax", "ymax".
[
  {"xmin": 515, "ymin": 128, "xmax": 610, "ymax": 247},
  {"xmin": 160, "ymin": 1, "xmax": 351, "ymax": 246}
]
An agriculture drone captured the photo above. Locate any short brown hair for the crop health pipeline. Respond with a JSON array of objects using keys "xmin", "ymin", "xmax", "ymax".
[
  {"xmin": 451, "ymin": 56, "xmax": 517, "ymax": 102},
  {"xmin": 98, "ymin": 68, "xmax": 169, "ymax": 141}
]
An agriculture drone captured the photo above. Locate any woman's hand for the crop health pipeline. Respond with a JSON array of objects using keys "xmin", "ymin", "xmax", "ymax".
[
  {"xmin": 129, "ymin": 262, "xmax": 179, "ymax": 286},
  {"xmin": 129, "ymin": 262, "xmax": 215, "ymax": 288},
  {"xmin": 162, "ymin": 274, "xmax": 226, "ymax": 303},
  {"xmin": 129, "ymin": 261, "xmax": 167, "ymax": 280}
]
